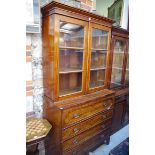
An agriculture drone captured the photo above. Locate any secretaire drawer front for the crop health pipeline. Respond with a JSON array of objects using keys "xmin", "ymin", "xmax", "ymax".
[
  {"xmin": 62, "ymin": 109, "xmax": 113, "ymax": 141},
  {"xmin": 62, "ymin": 98, "xmax": 113, "ymax": 127},
  {"xmin": 62, "ymin": 120, "xmax": 112, "ymax": 152},
  {"xmin": 63, "ymin": 128, "xmax": 111, "ymax": 155}
]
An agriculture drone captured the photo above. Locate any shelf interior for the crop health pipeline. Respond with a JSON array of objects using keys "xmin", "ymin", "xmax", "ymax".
[
  {"xmin": 59, "ymin": 68, "xmax": 82, "ymax": 74},
  {"xmin": 59, "ymin": 72, "xmax": 82, "ymax": 96},
  {"xmin": 59, "ymin": 86, "xmax": 82, "ymax": 96},
  {"xmin": 90, "ymin": 69, "xmax": 105, "ymax": 88},
  {"xmin": 59, "ymin": 46, "xmax": 84, "ymax": 50}
]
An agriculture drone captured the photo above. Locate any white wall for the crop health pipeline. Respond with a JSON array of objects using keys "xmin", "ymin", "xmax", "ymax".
[{"xmin": 121, "ymin": 0, "xmax": 129, "ymax": 29}]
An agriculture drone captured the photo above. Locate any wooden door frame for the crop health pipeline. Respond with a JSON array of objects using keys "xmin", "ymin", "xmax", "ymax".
[
  {"xmin": 86, "ymin": 22, "xmax": 112, "ymax": 93},
  {"xmin": 54, "ymin": 14, "xmax": 89, "ymax": 101},
  {"xmin": 109, "ymin": 36, "xmax": 128, "ymax": 89}
]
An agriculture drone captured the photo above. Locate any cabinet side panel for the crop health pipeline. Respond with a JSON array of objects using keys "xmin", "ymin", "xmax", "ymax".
[
  {"xmin": 43, "ymin": 96, "xmax": 62, "ymax": 148},
  {"xmin": 111, "ymin": 100, "xmax": 124, "ymax": 134},
  {"xmin": 42, "ymin": 15, "xmax": 55, "ymax": 100}
]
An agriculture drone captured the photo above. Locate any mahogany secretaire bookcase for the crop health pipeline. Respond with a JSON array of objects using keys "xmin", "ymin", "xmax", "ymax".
[{"xmin": 40, "ymin": 1, "xmax": 125, "ymax": 155}]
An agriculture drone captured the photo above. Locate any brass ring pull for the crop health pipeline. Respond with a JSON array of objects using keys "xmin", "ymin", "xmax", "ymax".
[
  {"xmin": 73, "ymin": 139, "xmax": 78, "ymax": 144},
  {"xmin": 73, "ymin": 113, "xmax": 80, "ymax": 118},
  {"xmin": 73, "ymin": 128, "xmax": 80, "ymax": 133},
  {"xmin": 103, "ymin": 102, "xmax": 108, "ymax": 107}
]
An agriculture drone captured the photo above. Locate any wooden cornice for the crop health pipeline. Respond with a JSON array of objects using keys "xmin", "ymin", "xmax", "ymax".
[
  {"xmin": 41, "ymin": 1, "xmax": 113, "ymax": 26},
  {"xmin": 112, "ymin": 26, "xmax": 129, "ymax": 38}
]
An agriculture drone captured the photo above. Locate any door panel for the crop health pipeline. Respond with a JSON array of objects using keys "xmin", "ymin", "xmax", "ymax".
[
  {"xmin": 55, "ymin": 15, "xmax": 88, "ymax": 100},
  {"xmin": 87, "ymin": 23, "xmax": 111, "ymax": 92}
]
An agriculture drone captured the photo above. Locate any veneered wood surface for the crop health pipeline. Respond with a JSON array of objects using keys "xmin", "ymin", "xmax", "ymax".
[
  {"xmin": 62, "ymin": 98, "xmax": 113, "ymax": 127},
  {"xmin": 44, "ymin": 90, "xmax": 115, "ymax": 154},
  {"xmin": 62, "ymin": 121, "xmax": 111, "ymax": 152},
  {"xmin": 62, "ymin": 110, "xmax": 113, "ymax": 141},
  {"xmin": 63, "ymin": 128, "xmax": 110, "ymax": 155}
]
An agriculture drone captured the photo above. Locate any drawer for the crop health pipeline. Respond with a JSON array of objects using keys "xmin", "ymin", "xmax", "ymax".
[
  {"xmin": 62, "ymin": 98, "xmax": 113, "ymax": 127},
  {"xmin": 63, "ymin": 128, "xmax": 110, "ymax": 155},
  {"xmin": 62, "ymin": 109, "xmax": 113, "ymax": 141},
  {"xmin": 62, "ymin": 120, "xmax": 112, "ymax": 152}
]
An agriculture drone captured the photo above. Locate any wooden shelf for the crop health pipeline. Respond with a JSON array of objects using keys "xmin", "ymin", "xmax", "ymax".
[
  {"xmin": 112, "ymin": 67, "xmax": 123, "ymax": 70},
  {"xmin": 91, "ymin": 48, "xmax": 107, "ymax": 51},
  {"xmin": 59, "ymin": 68, "xmax": 83, "ymax": 74},
  {"xmin": 113, "ymin": 52, "xmax": 124, "ymax": 54},
  {"xmin": 59, "ymin": 46, "xmax": 84, "ymax": 50},
  {"xmin": 90, "ymin": 67, "xmax": 106, "ymax": 71},
  {"xmin": 111, "ymin": 81, "xmax": 121, "ymax": 85},
  {"xmin": 114, "ymin": 48, "xmax": 124, "ymax": 51},
  {"xmin": 71, "ymin": 36, "xmax": 84, "ymax": 39},
  {"xmin": 92, "ymin": 34, "xmax": 108, "ymax": 37}
]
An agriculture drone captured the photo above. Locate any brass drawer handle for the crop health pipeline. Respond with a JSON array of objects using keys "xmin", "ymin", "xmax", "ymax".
[
  {"xmin": 107, "ymin": 106, "xmax": 111, "ymax": 110},
  {"xmin": 73, "ymin": 139, "xmax": 78, "ymax": 144},
  {"xmin": 73, "ymin": 113, "xmax": 81, "ymax": 119},
  {"xmin": 103, "ymin": 102, "xmax": 108, "ymax": 107},
  {"xmin": 73, "ymin": 128, "xmax": 80, "ymax": 133}
]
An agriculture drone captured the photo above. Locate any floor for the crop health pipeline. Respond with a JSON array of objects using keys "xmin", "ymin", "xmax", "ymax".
[{"xmin": 89, "ymin": 125, "xmax": 129, "ymax": 155}]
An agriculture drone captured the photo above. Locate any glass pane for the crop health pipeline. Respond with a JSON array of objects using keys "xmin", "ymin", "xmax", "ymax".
[
  {"xmin": 126, "ymin": 53, "xmax": 129, "ymax": 69},
  {"xmin": 59, "ymin": 50, "xmax": 83, "ymax": 73},
  {"xmin": 89, "ymin": 28, "xmax": 108, "ymax": 89},
  {"xmin": 111, "ymin": 40, "xmax": 125, "ymax": 88},
  {"xmin": 58, "ymin": 21, "xmax": 84, "ymax": 96},
  {"xmin": 92, "ymin": 28, "xmax": 108, "ymax": 49},
  {"xmin": 90, "ymin": 70, "xmax": 105, "ymax": 88},
  {"xmin": 125, "ymin": 53, "xmax": 129, "ymax": 85},
  {"xmin": 59, "ymin": 21, "xmax": 84, "ymax": 48},
  {"xmin": 112, "ymin": 53, "xmax": 124, "ymax": 68},
  {"xmin": 59, "ymin": 73, "xmax": 82, "ymax": 96},
  {"xmin": 90, "ymin": 50, "xmax": 106, "ymax": 69},
  {"xmin": 111, "ymin": 68, "xmax": 122, "ymax": 87}
]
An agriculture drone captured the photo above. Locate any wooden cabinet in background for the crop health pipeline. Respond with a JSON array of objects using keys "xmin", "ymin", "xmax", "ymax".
[
  {"xmin": 111, "ymin": 89, "xmax": 129, "ymax": 134},
  {"xmin": 41, "ymin": 1, "xmax": 115, "ymax": 155},
  {"xmin": 109, "ymin": 27, "xmax": 129, "ymax": 135}
]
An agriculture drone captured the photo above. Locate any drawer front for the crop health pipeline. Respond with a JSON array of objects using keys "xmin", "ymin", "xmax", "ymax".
[
  {"xmin": 63, "ymin": 128, "xmax": 110, "ymax": 155},
  {"xmin": 62, "ymin": 109, "xmax": 113, "ymax": 141},
  {"xmin": 62, "ymin": 120, "xmax": 112, "ymax": 152},
  {"xmin": 62, "ymin": 98, "xmax": 113, "ymax": 127}
]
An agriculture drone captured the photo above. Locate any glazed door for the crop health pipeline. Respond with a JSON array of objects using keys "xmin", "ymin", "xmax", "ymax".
[
  {"xmin": 55, "ymin": 15, "xmax": 88, "ymax": 100},
  {"xmin": 87, "ymin": 23, "xmax": 111, "ymax": 92},
  {"xmin": 124, "ymin": 46, "xmax": 129, "ymax": 86},
  {"xmin": 110, "ymin": 37, "xmax": 128, "ymax": 88}
]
